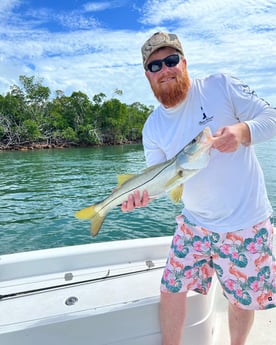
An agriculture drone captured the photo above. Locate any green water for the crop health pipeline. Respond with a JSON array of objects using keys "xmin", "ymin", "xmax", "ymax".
[{"xmin": 0, "ymin": 139, "xmax": 275, "ymax": 255}]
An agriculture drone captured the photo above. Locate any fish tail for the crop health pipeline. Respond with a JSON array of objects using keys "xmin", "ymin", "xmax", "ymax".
[
  {"xmin": 90, "ymin": 213, "xmax": 105, "ymax": 237},
  {"xmin": 75, "ymin": 204, "xmax": 106, "ymax": 237},
  {"xmin": 75, "ymin": 205, "xmax": 97, "ymax": 219}
]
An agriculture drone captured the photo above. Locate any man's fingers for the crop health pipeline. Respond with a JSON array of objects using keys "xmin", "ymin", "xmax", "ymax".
[
  {"xmin": 141, "ymin": 190, "xmax": 150, "ymax": 206},
  {"xmin": 133, "ymin": 190, "xmax": 141, "ymax": 207},
  {"xmin": 121, "ymin": 190, "xmax": 150, "ymax": 212}
]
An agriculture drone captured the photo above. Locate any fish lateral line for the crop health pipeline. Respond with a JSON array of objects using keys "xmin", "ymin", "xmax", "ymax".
[{"xmin": 99, "ymin": 162, "xmax": 175, "ymax": 212}]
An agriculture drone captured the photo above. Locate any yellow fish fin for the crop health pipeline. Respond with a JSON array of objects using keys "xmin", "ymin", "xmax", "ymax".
[
  {"xmin": 75, "ymin": 204, "xmax": 106, "ymax": 237},
  {"xmin": 169, "ymin": 184, "xmax": 184, "ymax": 203},
  {"xmin": 75, "ymin": 205, "xmax": 97, "ymax": 220},
  {"xmin": 117, "ymin": 174, "xmax": 136, "ymax": 186},
  {"xmin": 90, "ymin": 213, "xmax": 105, "ymax": 237},
  {"xmin": 165, "ymin": 173, "xmax": 183, "ymax": 188}
]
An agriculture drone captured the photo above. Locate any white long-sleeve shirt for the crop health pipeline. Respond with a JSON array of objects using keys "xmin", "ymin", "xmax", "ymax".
[{"xmin": 142, "ymin": 73, "xmax": 276, "ymax": 232}]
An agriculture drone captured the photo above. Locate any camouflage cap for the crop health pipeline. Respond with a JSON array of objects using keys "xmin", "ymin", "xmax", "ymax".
[{"xmin": 141, "ymin": 32, "xmax": 184, "ymax": 69}]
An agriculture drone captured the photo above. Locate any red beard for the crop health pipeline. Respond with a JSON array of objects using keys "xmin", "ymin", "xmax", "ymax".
[{"xmin": 150, "ymin": 65, "xmax": 190, "ymax": 108}]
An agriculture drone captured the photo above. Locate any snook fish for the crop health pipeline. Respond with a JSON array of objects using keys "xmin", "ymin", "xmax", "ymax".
[{"xmin": 75, "ymin": 127, "xmax": 213, "ymax": 237}]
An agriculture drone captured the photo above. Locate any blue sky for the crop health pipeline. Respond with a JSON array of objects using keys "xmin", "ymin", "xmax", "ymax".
[{"xmin": 0, "ymin": 0, "xmax": 275, "ymax": 107}]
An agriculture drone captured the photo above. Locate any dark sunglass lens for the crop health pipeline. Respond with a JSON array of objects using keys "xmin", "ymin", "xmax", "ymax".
[
  {"xmin": 164, "ymin": 54, "xmax": 180, "ymax": 67},
  {"xmin": 147, "ymin": 61, "xmax": 162, "ymax": 72},
  {"xmin": 147, "ymin": 54, "xmax": 180, "ymax": 72}
]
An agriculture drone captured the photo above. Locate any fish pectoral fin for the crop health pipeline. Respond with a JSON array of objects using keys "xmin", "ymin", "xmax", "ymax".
[
  {"xmin": 90, "ymin": 213, "xmax": 105, "ymax": 237},
  {"xmin": 75, "ymin": 205, "xmax": 97, "ymax": 219},
  {"xmin": 165, "ymin": 171, "xmax": 183, "ymax": 188},
  {"xmin": 169, "ymin": 184, "xmax": 184, "ymax": 203},
  {"xmin": 117, "ymin": 174, "xmax": 136, "ymax": 187}
]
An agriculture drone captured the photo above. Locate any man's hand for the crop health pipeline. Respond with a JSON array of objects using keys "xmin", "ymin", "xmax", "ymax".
[
  {"xmin": 212, "ymin": 123, "xmax": 251, "ymax": 152},
  {"xmin": 121, "ymin": 190, "xmax": 150, "ymax": 212}
]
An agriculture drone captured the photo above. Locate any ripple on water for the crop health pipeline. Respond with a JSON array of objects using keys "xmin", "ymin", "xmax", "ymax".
[{"xmin": 1, "ymin": 140, "xmax": 275, "ymax": 255}]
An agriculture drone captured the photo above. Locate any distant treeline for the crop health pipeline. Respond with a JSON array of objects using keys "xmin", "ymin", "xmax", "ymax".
[{"xmin": 0, "ymin": 75, "xmax": 154, "ymax": 150}]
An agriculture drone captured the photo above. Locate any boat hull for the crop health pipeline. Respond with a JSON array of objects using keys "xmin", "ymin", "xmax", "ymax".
[{"xmin": 0, "ymin": 237, "xmax": 218, "ymax": 345}]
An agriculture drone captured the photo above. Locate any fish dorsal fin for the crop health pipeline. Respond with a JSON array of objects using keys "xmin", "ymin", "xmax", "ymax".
[
  {"xmin": 169, "ymin": 184, "xmax": 184, "ymax": 203},
  {"xmin": 117, "ymin": 174, "xmax": 136, "ymax": 187}
]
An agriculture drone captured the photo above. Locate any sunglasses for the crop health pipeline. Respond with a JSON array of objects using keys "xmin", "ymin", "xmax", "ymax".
[{"xmin": 146, "ymin": 54, "xmax": 181, "ymax": 73}]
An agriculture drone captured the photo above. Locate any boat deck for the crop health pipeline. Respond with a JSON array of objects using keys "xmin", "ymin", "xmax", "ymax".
[{"xmin": 213, "ymin": 290, "xmax": 276, "ymax": 345}]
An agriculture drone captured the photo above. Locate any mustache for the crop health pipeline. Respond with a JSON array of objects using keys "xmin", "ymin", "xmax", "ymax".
[{"xmin": 156, "ymin": 72, "xmax": 176, "ymax": 84}]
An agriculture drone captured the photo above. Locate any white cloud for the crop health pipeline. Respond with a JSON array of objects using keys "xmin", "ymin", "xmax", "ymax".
[
  {"xmin": 83, "ymin": 1, "xmax": 129, "ymax": 13},
  {"xmin": 0, "ymin": 0, "xmax": 275, "ymax": 107},
  {"xmin": 84, "ymin": 2, "xmax": 113, "ymax": 12},
  {"xmin": 0, "ymin": 0, "xmax": 20, "ymax": 12}
]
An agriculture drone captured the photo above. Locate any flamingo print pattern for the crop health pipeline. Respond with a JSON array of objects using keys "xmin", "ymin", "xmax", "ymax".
[{"xmin": 161, "ymin": 216, "xmax": 276, "ymax": 310}]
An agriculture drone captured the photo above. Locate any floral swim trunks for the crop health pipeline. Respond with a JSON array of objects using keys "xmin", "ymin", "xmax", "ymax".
[{"xmin": 161, "ymin": 215, "xmax": 276, "ymax": 310}]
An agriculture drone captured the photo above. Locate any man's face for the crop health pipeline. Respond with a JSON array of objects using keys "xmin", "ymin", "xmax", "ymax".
[{"xmin": 145, "ymin": 47, "xmax": 190, "ymax": 108}]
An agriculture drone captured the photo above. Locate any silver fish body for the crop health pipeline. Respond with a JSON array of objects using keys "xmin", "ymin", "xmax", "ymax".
[{"xmin": 75, "ymin": 127, "xmax": 213, "ymax": 236}]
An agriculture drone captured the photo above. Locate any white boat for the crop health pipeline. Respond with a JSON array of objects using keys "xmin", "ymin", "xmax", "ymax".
[{"xmin": 0, "ymin": 236, "xmax": 275, "ymax": 345}]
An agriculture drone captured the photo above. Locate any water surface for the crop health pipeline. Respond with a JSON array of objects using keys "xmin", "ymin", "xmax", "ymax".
[{"xmin": 1, "ymin": 138, "xmax": 275, "ymax": 255}]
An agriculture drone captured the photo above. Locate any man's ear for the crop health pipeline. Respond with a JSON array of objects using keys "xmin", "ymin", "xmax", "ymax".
[{"xmin": 145, "ymin": 70, "xmax": 150, "ymax": 81}]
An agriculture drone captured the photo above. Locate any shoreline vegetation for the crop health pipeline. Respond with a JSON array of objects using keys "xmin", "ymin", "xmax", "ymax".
[
  {"xmin": 0, "ymin": 75, "xmax": 153, "ymax": 151},
  {"xmin": 0, "ymin": 138, "xmax": 141, "ymax": 151}
]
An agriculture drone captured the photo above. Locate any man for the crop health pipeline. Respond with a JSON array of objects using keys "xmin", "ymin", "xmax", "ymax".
[{"xmin": 122, "ymin": 32, "xmax": 276, "ymax": 345}]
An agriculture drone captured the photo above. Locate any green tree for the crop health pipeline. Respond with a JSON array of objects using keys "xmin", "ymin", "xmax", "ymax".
[
  {"xmin": 0, "ymin": 75, "xmax": 154, "ymax": 148},
  {"xmin": 19, "ymin": 75, "xmax": 50, "ymax": 105},
  {"xmin": 126, "ymin": 102, "xmax": 152, "ymax": 140},
  {"xmin": 99, "ymin": 98, "xmax": 128, "ymax": 143},
  {"xmin": 20, "ymin": 119, "xmax": 41, "ymax": 142},
  {"xmin": 18, "ymin": 75, "xmax": 51, "ymax": 127}
]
